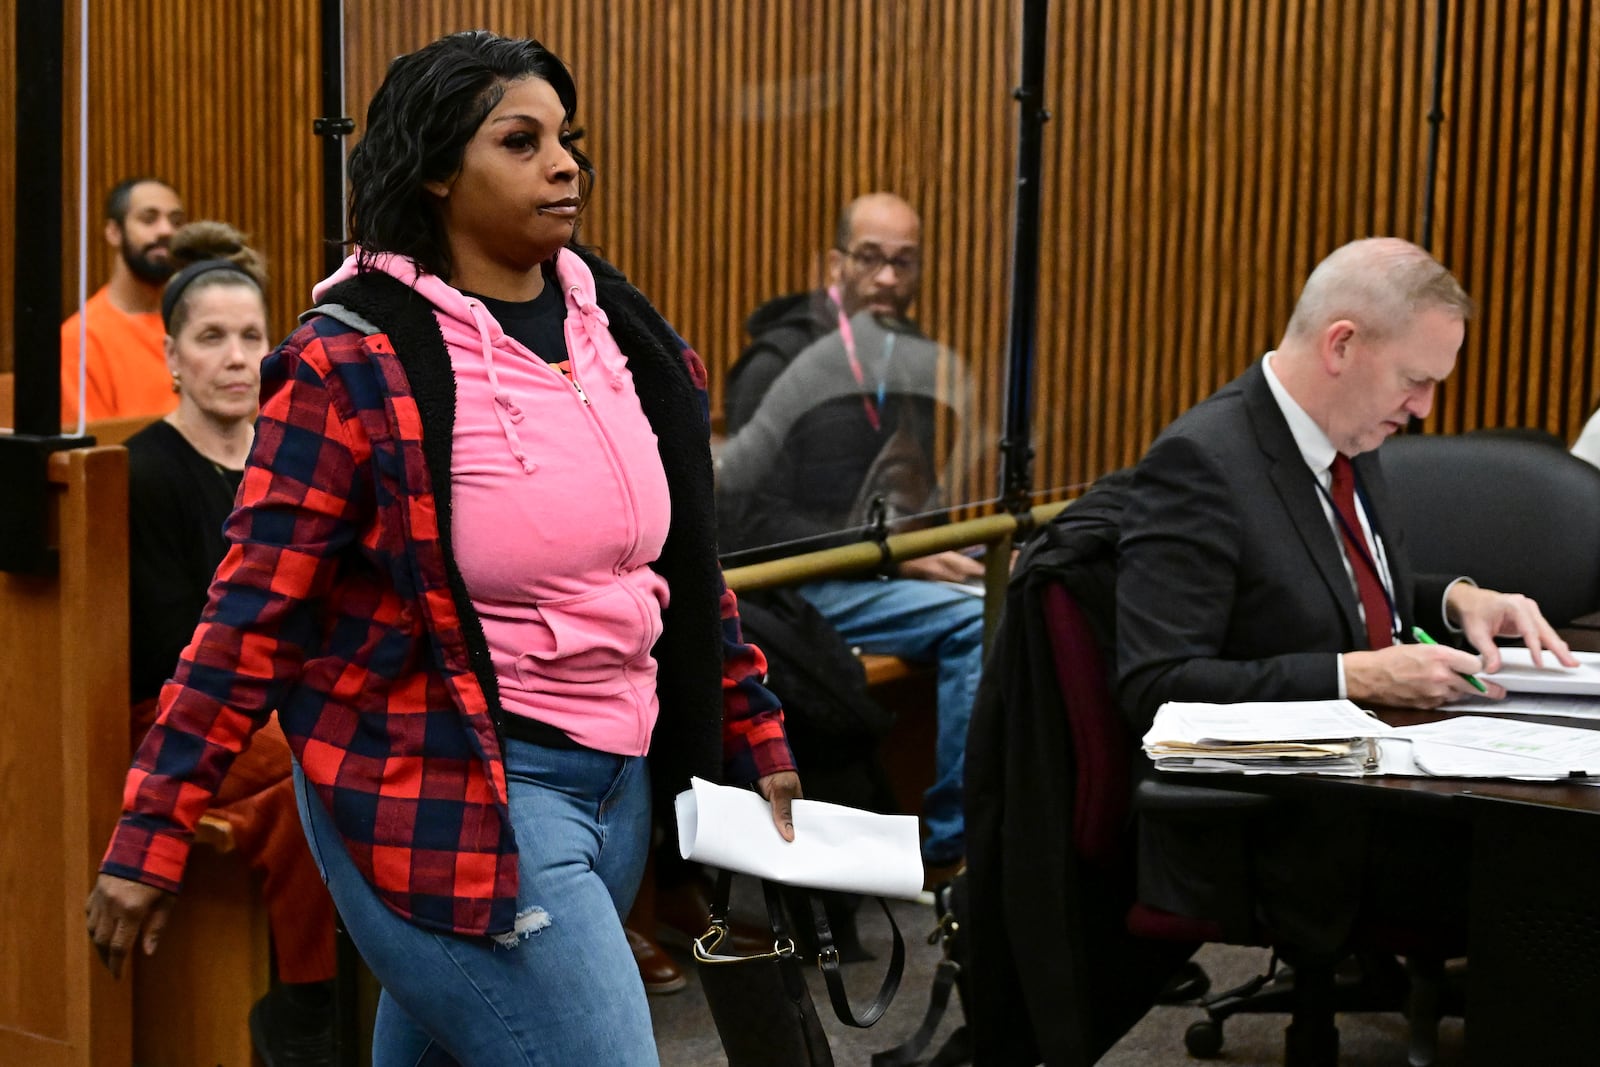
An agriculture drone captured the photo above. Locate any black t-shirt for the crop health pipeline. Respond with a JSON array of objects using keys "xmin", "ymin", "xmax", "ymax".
[
  {"xmin": 126, "ymin": 420, "xmax": 246, "ymax": 704},
  {"xmin": 463, "ymin": 266, "xmax": 570, "ymax": 368}
]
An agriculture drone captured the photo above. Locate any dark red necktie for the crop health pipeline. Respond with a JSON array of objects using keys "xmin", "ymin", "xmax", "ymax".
[{"xmin": 1329, "ymin": 454, "xmax": 1394, "ymax": 649}]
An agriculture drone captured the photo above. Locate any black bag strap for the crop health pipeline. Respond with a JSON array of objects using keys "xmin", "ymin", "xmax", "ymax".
[
  {"xmin": 871, "ymin": 961, "xmax": 966, "ymax": 1066},
  {"xmin": 696, "ymin": 869, "xmax": 905, "ymax": 1030},
  {"xmin": 805, "ymin": 887, "xmax": 905, "ymax": 1028},
  {"xmin": 872, "ymin": 879, "xmax": 972, "ymax": 1066}
]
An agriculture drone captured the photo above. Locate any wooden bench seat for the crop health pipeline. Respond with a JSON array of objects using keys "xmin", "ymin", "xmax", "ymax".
[
  {"xmin": 858, "ymin": 654, "xmax": 938, "ymax": 820},
  {"xmin": 195, "ymin": 811, "xmax": 237, "ymax": 853},
  {"xmin": 859, "ymin": 652, "xmax": 927, "ymax": 687}
]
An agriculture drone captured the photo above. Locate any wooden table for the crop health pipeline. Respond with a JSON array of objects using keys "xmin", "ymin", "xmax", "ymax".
[{"xmin": 1181, "ymin": 694, "xmax": 1600, "ymax": 1064}]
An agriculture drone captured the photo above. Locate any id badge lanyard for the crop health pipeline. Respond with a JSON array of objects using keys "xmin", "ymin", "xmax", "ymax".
[{"xmin": 828, "ymin": 285, "xmax": 895, "ymax": 433}]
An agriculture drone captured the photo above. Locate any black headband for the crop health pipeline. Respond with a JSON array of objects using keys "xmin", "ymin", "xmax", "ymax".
[{"xmin": 161, "ymin": 258, "xmax": 257, "ymax": 330}]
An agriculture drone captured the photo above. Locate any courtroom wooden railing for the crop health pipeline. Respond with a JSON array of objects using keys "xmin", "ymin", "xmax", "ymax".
[{"xmin": 0, "ymin": 441, "xmax": 269, "ymax": 1067}]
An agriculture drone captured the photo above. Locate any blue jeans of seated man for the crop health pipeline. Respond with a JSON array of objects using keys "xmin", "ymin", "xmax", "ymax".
[
  {"xmin": 799, "ymin": 576, "xmax": 983, "ymax": 865},
  {"xmin": 291, "ymin": 738, "xmax": 656, "ymax": 1067}
]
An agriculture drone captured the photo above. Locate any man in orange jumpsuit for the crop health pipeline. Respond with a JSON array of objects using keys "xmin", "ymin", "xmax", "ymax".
[{"xmin": 59, "ymin": 177, "xmax": 187, "ymax": 424}]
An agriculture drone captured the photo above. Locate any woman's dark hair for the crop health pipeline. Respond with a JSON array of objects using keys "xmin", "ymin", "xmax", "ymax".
[{"xmin": 348, "ymin": 30, "xmax": 594, "ymax": 278}]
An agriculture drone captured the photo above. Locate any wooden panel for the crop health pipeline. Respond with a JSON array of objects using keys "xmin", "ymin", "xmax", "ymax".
[
  {"xmin": 132, "ymin": 849, "xmax": 270, "ymax": 1067},
  {"xmin": 54, "ymin": 448, "xmax": 135, "ymax": 1067},
  {"xmin": 84, "ymin": 415, "xmax": 158, "ymax": 448},
  {"xmin": 0, "ymin": 448, "xmax": 132, "ymax": 1067},
  {"xmin": 0, "ymin": 0, "xmax": 1598, "ymax": 501}
]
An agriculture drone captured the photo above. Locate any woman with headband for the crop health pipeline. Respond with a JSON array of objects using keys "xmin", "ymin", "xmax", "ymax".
[
  {"xmin": 113, "ymin": 221, "xmax": 338, "ymax": 1065},
  {"xmin": 88, "ymin": 32, "xmax": 800, "ymax": 1065}
]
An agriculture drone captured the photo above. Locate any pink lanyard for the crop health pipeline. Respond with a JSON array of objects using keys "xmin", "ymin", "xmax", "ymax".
[{"xmin": 829, "ymin": 286, "xmax": 884, "ymax": 432}]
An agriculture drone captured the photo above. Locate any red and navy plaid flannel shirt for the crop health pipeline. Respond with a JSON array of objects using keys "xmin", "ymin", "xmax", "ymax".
[{"xmin": 102, "ymin": 315, "xmax": 793, "ymax": 936}]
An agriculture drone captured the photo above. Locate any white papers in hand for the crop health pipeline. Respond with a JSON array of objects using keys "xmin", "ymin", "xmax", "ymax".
[
  {"xmin": 1484, "ymin": 647, "xmax": 1600, "ymax": 696},
  {"xmin": 675, "ymin": 777, "xmax": 924, "ymax": 900}
]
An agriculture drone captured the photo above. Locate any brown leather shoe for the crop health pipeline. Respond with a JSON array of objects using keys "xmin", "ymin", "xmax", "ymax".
[
  {"xmin": 655, "ymin": 875, "xmax": 771, "ymax": 955},
  {"xmin": 627, "ymin": 926, "xmax": 688, "ymax": 996}
]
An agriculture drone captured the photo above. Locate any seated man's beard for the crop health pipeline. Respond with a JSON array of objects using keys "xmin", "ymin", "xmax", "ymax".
[{"xmin": 123, "ymin": 240, "xmax": 175, "ymax": 284}]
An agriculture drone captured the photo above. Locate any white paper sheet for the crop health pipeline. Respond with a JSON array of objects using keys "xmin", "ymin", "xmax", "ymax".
[
  {"xmin": 1386, "ymin": 716, "xmax": 1600, "ymax": 779},
  {"xmin": 1436, "ymin": 692, "xmax": 1600, "ymax": 720},
  {"xmin": 675, "ymin": 777, "xmax": 924, "ymax": 899},
  {"xmin": 1484, "ymin": 647, "xmax": 1600, "ymax": 696}
]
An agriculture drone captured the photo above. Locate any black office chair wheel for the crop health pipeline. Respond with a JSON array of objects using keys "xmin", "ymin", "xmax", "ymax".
[{"xmin": 1185, "ymin": 1018, "xmax": 1224, "ymax": 1059}]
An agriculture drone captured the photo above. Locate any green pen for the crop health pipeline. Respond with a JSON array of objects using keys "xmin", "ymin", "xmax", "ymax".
[{"xmin": 1411, "ymin": 625, "xmax": 1489, "ymax": 693}]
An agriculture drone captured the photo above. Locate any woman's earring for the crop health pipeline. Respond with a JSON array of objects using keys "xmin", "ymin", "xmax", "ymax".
[{"xmin": 170, "ymin": 371, "xmax": 182, "ymax": 394}]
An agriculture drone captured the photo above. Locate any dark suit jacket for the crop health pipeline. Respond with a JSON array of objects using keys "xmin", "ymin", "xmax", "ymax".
[
  {"xmin": 1117, "ymin": 358, "xmax": 1452, "ymax": 733},
  {"xmin": 1114, "ymin": 359, "xmax": 1464, "ymax": 955}
]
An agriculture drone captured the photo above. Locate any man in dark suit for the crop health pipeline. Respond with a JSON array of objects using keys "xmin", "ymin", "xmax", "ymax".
[{"xmin": 1115, "ymin": 238, "xmax": 1576, "ymax": 1032}]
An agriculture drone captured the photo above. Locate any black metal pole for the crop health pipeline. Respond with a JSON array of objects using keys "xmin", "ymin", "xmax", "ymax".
[
  {"xmin": 316, "ymin": 0, "xmax": 353, "ymax": 277},
  {"xmin": 0, "ymin": 0, "xmax": 80, "ymax": 574},
  {"xmin": 14, "ymin": 0, "xmax": 64, "ymax": 436},
  {"xmin": 1420, "ymin": 0, "xmax": 1449, "ymax": 248},
  {"xmin": 314, "ymin": 8, "xmax": 363, "ymax": 1063},
  {"xmin": 998, "ymin": 0, "xmax": 1050, "ymax": 516}
]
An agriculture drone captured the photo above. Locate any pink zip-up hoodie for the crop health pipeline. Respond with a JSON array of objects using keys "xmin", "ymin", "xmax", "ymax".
[{"xmin": 314, "ymin": 249, "xmax": 673, "ymax": 756}]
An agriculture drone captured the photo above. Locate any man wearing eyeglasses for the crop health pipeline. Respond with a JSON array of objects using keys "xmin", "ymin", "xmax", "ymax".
[
  {"xmin": 726, "ymin": 193, "xmax": 922, "ymax": 433},
  {"xmin": 719, "ymin": 193, "xmax": 983, "ymax": 886}
]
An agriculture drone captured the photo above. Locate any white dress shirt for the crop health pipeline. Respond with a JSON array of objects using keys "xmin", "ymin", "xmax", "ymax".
[{"xmin": 1257, "ymin": 353, "xmax": 1466, "ymax": 695}]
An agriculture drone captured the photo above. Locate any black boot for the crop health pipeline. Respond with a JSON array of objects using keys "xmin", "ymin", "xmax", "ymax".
[{"xmin": 249, "ymin": 980, "xmax": 336, "ymax": 1067}]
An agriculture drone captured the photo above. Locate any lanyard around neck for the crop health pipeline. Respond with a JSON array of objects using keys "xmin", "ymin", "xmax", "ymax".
[{"xmin": 828, "ymin": 286, "xmax": 894, "ymax": 433}]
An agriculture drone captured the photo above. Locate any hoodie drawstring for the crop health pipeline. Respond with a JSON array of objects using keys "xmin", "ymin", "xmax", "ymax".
[
  {"xmin": 572, "ymin": 288, "xmax": 626, "ymax": 393},
  {"xmin": 467, "ymin": 299, "xmax": 538, "ymax": 475}
]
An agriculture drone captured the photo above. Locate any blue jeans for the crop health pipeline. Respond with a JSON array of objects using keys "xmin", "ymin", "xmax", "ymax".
[
  {"xmin": 799, "ymin": 577, "xmax": 983, "ymax": 864},
  {"xmin": 292, "ymin": 739, "xmax": 656, "ymax": 1066}
]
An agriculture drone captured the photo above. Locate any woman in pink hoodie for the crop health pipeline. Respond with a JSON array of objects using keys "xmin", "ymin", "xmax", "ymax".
[{"xmin": 89, "ymin": 30, "xmax": 799, "ymax": 1066}]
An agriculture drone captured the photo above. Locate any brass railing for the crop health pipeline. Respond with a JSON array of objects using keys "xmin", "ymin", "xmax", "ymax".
[{"xmin": 722, "ymin": 501, "xmax": 1072, "ymax": 639}]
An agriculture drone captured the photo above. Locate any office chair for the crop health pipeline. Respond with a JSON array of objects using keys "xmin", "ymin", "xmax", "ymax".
[
  {"xmin": 1039, "ymin": 581, "xmax": 1464, "ymax": 1066},
  {"xmin": 1462, "ymin": 425, "xmax": 1567, "ymax": 450},
  {"xmin": 1380, "ymin": 433, "xmax": 1600, "ymax": 628}
]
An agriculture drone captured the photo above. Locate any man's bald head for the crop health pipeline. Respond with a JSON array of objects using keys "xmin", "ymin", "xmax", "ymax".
[
  {"xmin": 1283, "ymin": 237, "xmax": 1474, "ymax": 345},
  {"xmin": 1275, "ymin": 238, "xmax": 1472, "ymax": 456},
  {"xmin": 826, "ymin": 192, "xmax": 923, "ymax": 319}
]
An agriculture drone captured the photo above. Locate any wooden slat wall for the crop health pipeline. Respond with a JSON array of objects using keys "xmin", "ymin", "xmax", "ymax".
[
  {"xmin": 0, "ymin": 0, "xmax": 322, "ymax": 374},
  {"xmin": 0, "ymin": 2, "xmax": 1597, "ymax": 502},
  {"xmin": 1435, "ymin": 0, "xmax": 1600, "ymax": 438},
  {"xmin": 1040, "ymin": 0, "xmax": 1436, "ymax": 489},
  {"xmin": 1039, "ymin": 0, "xmax": 1600, "ymax": 491}
]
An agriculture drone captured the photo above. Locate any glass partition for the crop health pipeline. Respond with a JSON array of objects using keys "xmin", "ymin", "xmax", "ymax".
[
  {"xmin": 340, "ymin": 3, "xmax": 1026, "ymax": 561},
  {"xmin": 716, "ymin": 310, "xmax": 995, "ymax": 562}
]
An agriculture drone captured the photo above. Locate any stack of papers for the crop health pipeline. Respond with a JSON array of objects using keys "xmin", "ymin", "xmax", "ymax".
[{"xmin": 1143, "ymin": 700, "xmax": 1390, "ymax": 775}]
